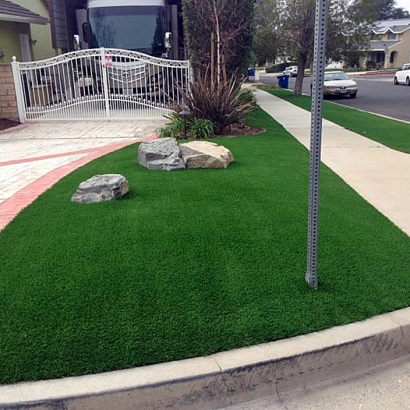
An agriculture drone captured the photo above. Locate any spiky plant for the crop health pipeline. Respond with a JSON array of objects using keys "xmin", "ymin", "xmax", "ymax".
[{"xmin": 173, "ymin": 70, "xmax": 257, "ymax": 135}]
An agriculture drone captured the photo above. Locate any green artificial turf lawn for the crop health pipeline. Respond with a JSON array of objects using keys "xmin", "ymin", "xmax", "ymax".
[
  {"xmin": 261, "ymin": 87, "xmax": 410, "ymax": 154},
  {"xmin": 1, "ymin": 108, "xmax": 410, "ymax": 384}
]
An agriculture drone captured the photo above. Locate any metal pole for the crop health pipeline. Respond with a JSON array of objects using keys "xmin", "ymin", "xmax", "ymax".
[
  {"xmin": 100, "ymin": 48, "xmax": 110, "ymax": 120},
  {"xmin": 305, "ymin": 0, "xmax": 328, "ymax": 289}
]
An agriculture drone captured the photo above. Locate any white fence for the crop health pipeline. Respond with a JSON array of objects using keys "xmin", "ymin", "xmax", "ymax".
[{"xmin": 11, "ymin": 48, "xmax": 190, "ymax": 122}]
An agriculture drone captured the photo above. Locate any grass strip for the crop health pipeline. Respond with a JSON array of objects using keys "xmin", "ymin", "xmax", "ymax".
[
  {"xmin": 260, "ymin": 86, "xmax": 410, "ymax": 154},
  {"xmin": 0, "ymin": 109, "xmax": 409, "ymax": 384}
]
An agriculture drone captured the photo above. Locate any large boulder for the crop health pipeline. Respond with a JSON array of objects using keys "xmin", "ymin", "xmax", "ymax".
[
  {"xmin": 138, "ymin": 137, "xmax": 185, "ymax": 171},
  {"xmin": 71, "ymin": 174, "xmax": 129, "ymax": 204},
  {"xmin": 180, "ymin": 141, "xmax": 234, "ymax": 169}
]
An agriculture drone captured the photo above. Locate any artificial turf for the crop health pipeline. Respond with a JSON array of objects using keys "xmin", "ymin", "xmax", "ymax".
[
  {"xmin": 1, "ymin": 108, "xmax": 410, "ymax": 384},
  {"xmin": 262, "ymin": 87, "xmax": 410, "ymax": 154}
]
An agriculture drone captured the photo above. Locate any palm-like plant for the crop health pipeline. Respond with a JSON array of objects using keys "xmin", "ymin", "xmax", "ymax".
[{"xmin": 173, "ymin": 69, "xmax": 257, "ymax": 135}]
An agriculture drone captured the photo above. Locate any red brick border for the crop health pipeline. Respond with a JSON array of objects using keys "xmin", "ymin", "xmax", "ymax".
[{"xmin": 0, "ymin": 134, "xmax": 157, "ymax": 232}]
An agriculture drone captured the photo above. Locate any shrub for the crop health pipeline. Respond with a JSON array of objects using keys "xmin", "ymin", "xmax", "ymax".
[
  {"xmin": 159, "ymin": 113, "xmax": 215, "ymax": 140},
  {"xmin": 172, "ymin": 69, "xmax": 258, "ymax": 135},
  {"xmin": 159, "ymin": 112, "xmax": 185, "ymax": 139},
  {"xmin": 188, "ymin": 118, "xmax": 215, "ymax": 139},
  {"xmin": 366, "ymin": 61, "xmax": 376, "ymax": 70},
  {"xmin": 266, "ymin": 62, "xmax": 298, "ymax": 73},
  {"xmin": 239, "ymin": 88, "xmax": 258, "ymax": 109}
]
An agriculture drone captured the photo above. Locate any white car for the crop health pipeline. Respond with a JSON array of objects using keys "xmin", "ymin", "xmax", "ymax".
[
  {"xmin": 393, "ymin": 63, "xmax": 410, "ymax": 86},
  {"xmin": 283, "ymin": 66, "xmax": 298, "ymax": 77},
  {"xmin": 322, "ymin": 71, "xmax": 358, "ymax": 98}
]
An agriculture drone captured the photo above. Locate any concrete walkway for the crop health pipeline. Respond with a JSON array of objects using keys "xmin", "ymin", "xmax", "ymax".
[
  {"xmin": 1, "ymin": 93, "xmax": 410, "ymax": 409},
  {"xmin": 255, "ymin": 89, "xmax": 410, "ymax": 237}
]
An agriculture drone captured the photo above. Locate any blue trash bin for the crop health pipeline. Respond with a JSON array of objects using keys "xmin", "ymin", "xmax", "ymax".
[
  {"xmin": 248, "ymin": 68, "xmax": 255, "ymax": 77},
  {"xmin": 277, "ymin": 74, "xmax": 289, "ymax": 89}
]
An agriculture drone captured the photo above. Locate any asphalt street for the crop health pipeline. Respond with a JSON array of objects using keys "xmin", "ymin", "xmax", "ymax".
[
  {"xmin": 219, "ymin": 355, "xmax": 410, "ymax": 410},
  {"xmin": 259, "ymin": 72, "xmax": 410, "ymax": 123}
]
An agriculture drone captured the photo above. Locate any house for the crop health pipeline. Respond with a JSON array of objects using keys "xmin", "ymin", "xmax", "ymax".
[
  {"xmin": 365, "ymin": 18, "xmax": 410, "ymax": 69},
  {"xmin": 0, "ymin": 0, "xmax": 51, "ymax": 62}
]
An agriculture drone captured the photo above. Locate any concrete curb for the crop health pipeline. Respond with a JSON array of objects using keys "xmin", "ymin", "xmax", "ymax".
[
  {"xmin": 2, "ymin": 307, "xmax": 410, "ymax": 410},
  {"xmin": 356, "ymin": 70, "xmax": 396, "ymax": 76}
]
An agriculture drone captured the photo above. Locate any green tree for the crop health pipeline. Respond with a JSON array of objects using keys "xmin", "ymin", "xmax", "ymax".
[
  {"xmin": 253, "ymin": 0, "xmax": 281, "ymax": 66},
  {"xmin": 326, "ymin": 0, "xmax": 374, "ymax": 67},
  {"xmin": 261, "ymin": 0, "xmax": 378, "ymax": 95},
  {"xmin": 253, "ymin": 27, "xmax": 278, "ymax": 66},
  {"xmin": 350, "ymin": 0, "xmax": 409, "ymax": 20},
  {"xmin": 182, "ymin": 0, "xmax": 255, "ymax": 79},
  {"xmin": 378, "ymin": 0, "xmax": 410, "ymax": 19},
  {"xmin": 279, "ymin": 0, "xmax": 316, "ymax": 95}
]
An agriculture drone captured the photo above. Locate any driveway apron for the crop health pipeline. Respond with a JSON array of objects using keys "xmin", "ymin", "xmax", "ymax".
[{"xmin": 0, "ymin": 120, "xmax": 164, "ymax": 231}]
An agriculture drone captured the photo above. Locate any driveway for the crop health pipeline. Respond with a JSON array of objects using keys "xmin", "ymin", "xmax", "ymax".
[{"xmin": 0, "ymin": 120, "xmax": 164, "ymax": 230}]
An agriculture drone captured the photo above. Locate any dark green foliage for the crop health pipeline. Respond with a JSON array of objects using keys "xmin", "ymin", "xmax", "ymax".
[
  {"xmin": 1, "ymin": 109, "xmax": 410, "ymax": 384},
  {"xmin": 253, "ymin": 27, "xmax": 278, "ymax": 66},
  {"xmin": 159, "ymin": 112, "xmax": 215, "ymax": 140},
  {"xmin": 350, "ymin": 0, "xmax": 409, "ymax": 20},
  {"xmin": 188, "ymin": 118, "xmax": 215, "ymax": 139},
  {"xmin": 266, "ymin": 62, "xmax": 298, "ymax": 73},
  {"xmin": 238, "ymin": 88, "xmax": 258, "ymax": 108},
  {"xmin": 159, "ymin": 113, "xmax": 186, "ymax": 139}
]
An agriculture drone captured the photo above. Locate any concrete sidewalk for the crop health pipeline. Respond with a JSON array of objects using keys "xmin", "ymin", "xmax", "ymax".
[
  {"xmin": 1, "ymin": 94, "xmax": 410, "ymax": 409},
  {"xmin": 256, "ymin": 89, "xmax": 410, "ymax": 237}
]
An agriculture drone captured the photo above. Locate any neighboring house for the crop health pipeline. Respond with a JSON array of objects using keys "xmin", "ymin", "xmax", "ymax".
[
  {"xmin": 364, "ymin": 18, "xmax": 410, "ymax": 69},
  {"xmin": 12, "ymin": 0, "xmax": 55, "ymax": 61},
  {"xmin": 0, "ymin": 0, "xmax": 49, "ymax": 62}
]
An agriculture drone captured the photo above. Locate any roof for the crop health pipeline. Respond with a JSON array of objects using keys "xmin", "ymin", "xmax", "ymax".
[
  {"xmin": 373, "ymin": 18, "xmax": 410, "ymax": 34},
  {"xmin": 369, "ymin": 40, "xmax": 401, "ymax": 51},
  {"xmin": 0, "ymin": 0, "xmax": 49, "ymax": 24}
]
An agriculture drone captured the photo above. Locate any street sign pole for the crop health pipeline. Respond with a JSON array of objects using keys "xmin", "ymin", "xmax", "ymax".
[{"xmin": 305, "ymin": 0, "xmax": 328, "ymax": 289}]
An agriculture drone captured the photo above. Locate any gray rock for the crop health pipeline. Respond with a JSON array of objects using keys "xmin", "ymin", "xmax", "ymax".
[
  {"xmin": 138, "ymin": 137, "xmax": 185, "ymax": 171},
  {"xmin": 71, "ymin": 174, "xmax": 129, "ymax": 204},
  {"xmin": 180, "ymin": 141, "xmax": 234, "ymax": 169}
]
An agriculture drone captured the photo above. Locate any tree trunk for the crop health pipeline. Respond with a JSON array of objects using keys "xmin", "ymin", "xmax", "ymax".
[
  {"xmin": 213, "ymin": 0, "xmax": 221, "ymax": 87},
  {"xmin": 293, "ymin": 53, "xmax": 308, "ymax": 95}
]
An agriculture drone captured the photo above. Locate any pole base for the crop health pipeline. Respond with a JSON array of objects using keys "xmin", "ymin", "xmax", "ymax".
[{"xmin": 305, "ymin": 272, "xmax": 318, "ymax": 289}]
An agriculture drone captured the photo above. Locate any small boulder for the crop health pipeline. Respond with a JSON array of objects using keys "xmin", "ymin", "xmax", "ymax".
[
  {"xmin": 138, "ymin": 137, "xmax": 185, "ymax": 171},
  {"xmin": 180, "ymin": 141, "xmax": 234, "ymax": 169},
  {"xmin": 71, "ymin": 174, "xmax": 129, "ymax": 204}
]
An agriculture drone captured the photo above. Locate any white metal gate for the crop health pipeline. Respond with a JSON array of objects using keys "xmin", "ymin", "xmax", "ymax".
[{"xmin": 11, "ymin": 48, "xmax": 190, "ymax": 122}]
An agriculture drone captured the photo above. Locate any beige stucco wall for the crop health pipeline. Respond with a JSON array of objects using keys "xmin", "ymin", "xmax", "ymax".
[
  {"xmin": 0, "ymin": 21, "xmax": 30, "ymax": 63},
  {"xmin": 11, "ymin": 0, "xmax": 54, "ymax": 61},
  {"xmin": 380, "ymin": 30, "xmax": 410, "ymax": 68},
  {"xmin": 0, "ymin": 64, "xmax": 18, "ymax": 121},
  {"xmin": 393, "ymin": 31, "xmax": 410, "ymax": 67}
]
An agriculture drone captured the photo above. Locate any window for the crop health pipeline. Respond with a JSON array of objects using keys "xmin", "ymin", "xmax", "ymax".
[
  {"xmin": 88, "ymin": 6, "xmax": 166, "ymax": 56},
  {"xmin": 387, "ymin": 31, "xmax": 396, "ymax": 40}
]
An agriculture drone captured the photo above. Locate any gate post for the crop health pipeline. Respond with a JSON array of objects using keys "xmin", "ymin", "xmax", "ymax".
[
  {"xmin": 11, "ymin": 57, "xmax": 26, "ymax": 123},
  {"xmin": 100, "ymin": 48, "xmax": 110, "ymax": 120}
]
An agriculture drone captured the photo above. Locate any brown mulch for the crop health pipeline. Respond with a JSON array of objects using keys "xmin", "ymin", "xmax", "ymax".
[
  {"xmin": 217, "ymin": 123, "xmax": 264, "ymax": 137},
  {"xmin": 0, "ymin": 118, "xmax": 20, "ymax": 132}
]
